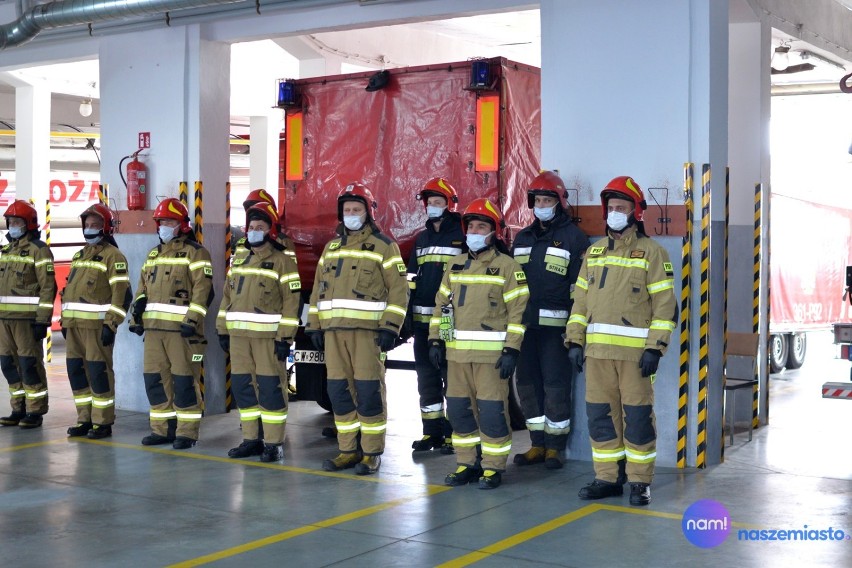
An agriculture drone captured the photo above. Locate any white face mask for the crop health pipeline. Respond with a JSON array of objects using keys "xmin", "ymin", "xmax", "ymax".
[
  {"xmin": 158, "ymin": 225, "xmax": 177, "ymax": 243},
  {"xmin": 533, "ymin": 206, "xmax": 556, "ymax": 222},
  {"xmin": 343, "ymin": 214, "xmax": 366, "ymax": 231},
  {"xmin": 426, "ymin": 205, "xmax": 446, "ymax": 219},
  {"xmin": 247, "ymin": 230, "xmax": 266, "ymax": 245},
  {"xmin": 7, "ymin": 226, "xmax": 25, "ymax": 239},
  {"xmin": 607, "ymin": 211, "xmax": 630, "ymax": 232},
  {"xmin": 83, "ymin": 228, "xmax": 103, "ymax": 245},
  {"xmin": 466, "ymin": 232, "xmax": 492, "ymax": 252}
]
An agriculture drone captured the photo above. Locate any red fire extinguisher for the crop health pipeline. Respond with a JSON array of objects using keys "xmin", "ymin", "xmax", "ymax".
[{"xmin": 120, "ymin": 150, "xmax": 147, "ymax": 211}]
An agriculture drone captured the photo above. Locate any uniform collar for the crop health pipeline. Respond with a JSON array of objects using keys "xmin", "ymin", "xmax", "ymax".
[
  {"xmin": 607, "ymin": 224, "xmax": 638, "ymax": 248},
  {"xmin": 468, "ymin": 245, "xmax": 498, "ymax": 262}
]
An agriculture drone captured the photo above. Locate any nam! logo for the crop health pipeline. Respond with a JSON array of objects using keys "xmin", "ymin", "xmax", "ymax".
[{"xmin": 682, "ymin": 499, "xmax": 731, "ymax": 548}]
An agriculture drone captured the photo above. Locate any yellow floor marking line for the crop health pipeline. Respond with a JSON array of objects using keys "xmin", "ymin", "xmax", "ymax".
[
  {"xmin": 168, "ymin": 487, "xmax": 448, "ymax": 568},
  {"xmin": 441, "ymin": 502, "xmax": 758, "ymax": 567},
  {"xmin": 0, "ymin": 439, "xmax": 63, "ymax": 453}
]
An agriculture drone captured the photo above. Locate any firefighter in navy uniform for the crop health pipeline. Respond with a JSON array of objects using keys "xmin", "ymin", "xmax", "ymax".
[
  {"xmin": 565, "ymin": 176, "xmax": 677, "ymax": 506},
  {"xmin": 217, "ymin": 203, "xmax": 301, "ymax": 462},
  {"xmin": 130, "ymin": 198, "xmax": 214, "ymax": 450},
  {"xmin": 429, "ymin": 198, "xmax": 529, "ymax": 489},
  {"xmin": 511, "ymin": 171, "xmax": 590, "ymax": 469},
  {"xmin": 306, "ymin": 183, "xmax": 409, "ymax": 475},
  {"xmin": 407, "ymin": 178, "xmax": 466, "ymax": 454},
  {"xmin": 61, "ymin": 204, "xmax": 132, "ymax": 439},
  {"xmin": 0, "ymin": 201, "xmax": 56, "ymax": 429}
]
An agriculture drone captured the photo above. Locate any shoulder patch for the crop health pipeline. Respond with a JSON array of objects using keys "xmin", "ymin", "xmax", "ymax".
[
  {"xmin": 396, "ymin": 263, "xmax": 406, "ymax": 274},
  {"xmin": 663, "ymin": 262, "xmax": 674, "ymax": 275},
  {"xmin": 148, "ymin": 250, "xmax": 159, "ymax": 258},
  {"xmin": 203, "ymin": 266, "xmax": 213, "ymax": 277},
  {"xmin": 114, "ymin": 262, "xmax": 127, "ymax": 274},
  {"xmin": 630, "ymin": 250, "xmax": 645, "ymax": 259},
  {"xmin": 514, "ymin": 271, "xmax": 527, "ymax": 283},
  {"xmin": 289, "ymin": 280, "xmax": 301, "ymax": 291},
  {"xmin": 73, "ymin": 251, "xmax": 82, "ymax": 261},
  {"xmin": 589, "ymin": 246, "xmax": 606, "ymax": 255},
  {"xmin": 233, "ymin": 257, "xmax": 246, "ymax": 266},
  {"xmin": 45, "ymin": 263, "xmax": 54, "ymax": 274},
  {"xmin": 329, "ymin": 240, "xmax": 341, "ymax": 251}
]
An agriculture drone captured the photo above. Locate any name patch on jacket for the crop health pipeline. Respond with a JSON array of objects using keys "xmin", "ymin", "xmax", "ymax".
[
  {"xmin": 546, "ymin": 264, "xmax": 566, "ymax": 275},
  {"xmin": 630, "ymin": 250, "xmax": 645, "ymax": 259}
]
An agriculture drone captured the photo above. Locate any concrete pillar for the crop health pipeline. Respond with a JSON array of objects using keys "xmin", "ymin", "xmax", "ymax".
[
  {"xmin": 99, "ymin": 25, "xmax": 230, "ymax": 416},
  {"xmin": 249, "ymin": 115, "xmax": 282, "ymax": 196},
  {"xmin": 12, "ymin": 79, "xmax": 50, "ymax": 221},
  {"xmin": 540, "ymin": 0, "xmax": 732, "ymax": 468}
]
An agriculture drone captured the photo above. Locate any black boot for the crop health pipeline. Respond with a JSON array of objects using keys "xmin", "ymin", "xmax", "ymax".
[
  {"xmin": 412, "ymin": 435, "xmax": 444, "ymax": 452},
  {"xmin": 172, "ymin": 436, "xmax": 196, "ymax": 450},
  {"xmin": 578, "ymin": 479, "xmax": 624, "ymax": 500},
  {"xmin": 260, "ymin": 443, "xmax": 283, "ymax": 463},
  {"xmin": 228, "ymin": 439, "xmax": 264, "ymax": 458},
  {"xmin": 629, "ymin": 483, "xmax": 651, "ymax": 506},
  {"xmin": 1, "ymin": 411, "xmax": 26, "ymax": 426},
  {"xmin": 18, "ymin": 414, "xmax": 43, "ymax": 429},
  {"xmin": 444, "ymin": 464, "xmax": 482, "ymax": 486},
  {"xmin": 67, "ymin": 422, "xmax": 93, "ymax": 437},
  {"xmin": 87, "ymin": 424, "xmax": 112, "ymax": 439},
  {"xmin": 141, "ymin": 433, "xmax": 173, "ymax": 446}
]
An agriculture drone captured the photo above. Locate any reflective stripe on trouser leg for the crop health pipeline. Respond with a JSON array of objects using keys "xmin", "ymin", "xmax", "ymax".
[
  {"xmin": 585, "ymin": 357, "xmax": 625, "ymax": 483},
  {"xmin": 143, "ymin": 330, "xmax": 176, "ymax": 436},
  {"xmin": 230, "ymin": 336, "xmax": 262, "ymax": 440},
  {"xmin": 447, "ymin": 361, "xmax": 482, "ymax": 468},
  {"xmin": 474, "ymin": 363, "xmax": 511, "ymax": 472},
  {"xmin": 621, "ymin": 360, "xmax": 656, "ymax": 485}
]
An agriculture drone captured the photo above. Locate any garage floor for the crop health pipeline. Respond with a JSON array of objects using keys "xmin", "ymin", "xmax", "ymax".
[{"xmin": 1, "ymin": 334, "xmax": 850, "ymax": 567}]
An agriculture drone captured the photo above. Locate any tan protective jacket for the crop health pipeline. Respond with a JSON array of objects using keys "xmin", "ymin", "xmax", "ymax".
[
  {"xmin": 61, "ymin": 242, "xmax": 132, "ymax": 331},
  {"xmin": 0, "ymin": 233, "xmax": 56, "ymax": 324}
]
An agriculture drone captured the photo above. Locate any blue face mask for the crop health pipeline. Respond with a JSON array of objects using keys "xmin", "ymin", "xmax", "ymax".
[
  {"xmin": 247, "ymin": 230, "xmax": 266, "ymax": 245},
  {"xmin": 426, "ymin": 205, "xmax": 446, "ymax": 219},
  {"xmin": 158, "ymin": 225, "xmax": 176, "ymax": 243},
  {"xmin": 83, "ymin": 228, "xmax": 103, "ymax": 245},
  {"xmin": 466, "ymin": 232, "xmax": 491, "ymax": 252},
  {"xmin": 533, "ymin": 206, "xmax": 556, "ymax": 222},
  {"xmin": 7, "ymin": 226, "xmax": 25, "ymax": 240}
]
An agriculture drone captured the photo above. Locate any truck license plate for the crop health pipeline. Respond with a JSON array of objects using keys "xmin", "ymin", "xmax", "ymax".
[{"xmin": 293, "ymin": 350, "xmax": 325, "ymax": 364}]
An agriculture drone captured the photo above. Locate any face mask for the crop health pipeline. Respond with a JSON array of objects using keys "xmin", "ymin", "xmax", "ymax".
[
  {"xmin": 426, "ymin": 205, "xmax": 446, "ymax": 219},
  {"xmin": 533, "ymin": 206, "xmax": 556, "ymax": 222},
  {"xmin": 158, "ymin": 225, "xmax": 176, "ymax": 243},
  {"xmin": 7, "ymin": 226, "xmax": 25, "ymax": 240},
  {"xmin": 247, "ymin": 230, "xmax": 266, "ymax": 245},
  {"xmin": 83, "ymin": 228, "xmax": 103, "ymax": 245},
  {"xmin": 466, "ymin": 232, "xmax": 492, "ymax": 252},
  {"xmin": 343, "ymin": 214, "xmax": 366, "ymax": 231},
  {"xmin": 607, "ymin": 211, "xmax": 630, "ymax": 232}
]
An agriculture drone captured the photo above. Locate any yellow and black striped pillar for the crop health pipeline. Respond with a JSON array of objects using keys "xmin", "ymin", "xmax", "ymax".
[
  {"xmin": 179, "ymin": 181, "xmax": 189, "ymax": 208},
  {"xmin": 696, "ymin": 164, "xmax": 710, "ymax": 469},
  {"xmin": 98, "ymin": 183, "xmax": 109, "ymax": 206},
  {"xmin": 752, "ymin": 183, "xmax": 763, "ymax": 429},
  {"xmin": 44, "ymin": 199, "xmax": 52, "ymax": 363},
  {"xmin": 193, "ymin": 181, "xmax": 205, "ymax": 399},
  {"xmin": 721, "ymin": 167, "xmax": 730, "ymax": 463},
  {"xmin": 224, "ymin": 182, "xmax": 233, "ymax": 411},
  {"xmin": 677, "ymin": 162, "xmax": 693, "ymax": 469}
]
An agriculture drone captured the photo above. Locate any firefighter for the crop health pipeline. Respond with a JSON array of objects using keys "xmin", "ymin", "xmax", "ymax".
[
  {"xmin": 565, "ymin": 176, "xmax": 677, "ymax": 506},
  {"xmin": 61, "ymin": 204, "xmax": 132, "ymax": 439},
  {"xmin": 216, "ymin": 203, "xmax": 301, "ymax": 462},
  {"xmin": 306, "ymin": 182, "xmax": 409, "ymax": 475},
  {"xmin": 407, "ymin": 177, "xmax": 466, "ymax": 454},
  {"xmin": 429, "ymin": 198, "xmax": 529, "ymax": 490},
  {"xmin": 511, "ymin": 171, "xmax": 590, "ymax": 469},
  {"xmin": 236, "ymin": 189, "xmax": 297, "ymax": 262},
  {"xmin": 0, "ymin": 201, "xmax": 56, "ymax": 429},
  {"xmin": 129, "ymin": 198, "xmax": 214, "ymax": 450}
]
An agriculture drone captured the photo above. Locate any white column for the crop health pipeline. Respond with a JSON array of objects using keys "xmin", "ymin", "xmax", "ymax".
[
  {"xmin": 249, "ymin": 114, "xmax": 282, "ymax": 194},
  {"xmin": 13, "ymin": 80, "xmax": 51, "ymax": 221}
]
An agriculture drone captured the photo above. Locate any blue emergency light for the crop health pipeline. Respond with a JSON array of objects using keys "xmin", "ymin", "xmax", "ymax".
[
  {"xmin": 277, "ymin": 79, "xmax": 298, "ymax": 107},
  {"xmin": 470, "ymin": 60, "xmax": 491, "ymax": 89}
]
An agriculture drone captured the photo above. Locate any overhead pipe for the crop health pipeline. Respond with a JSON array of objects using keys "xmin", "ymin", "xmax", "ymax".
[{"xmin": 0, "ymin": 0, "xmax": 247, "ymax": 50}]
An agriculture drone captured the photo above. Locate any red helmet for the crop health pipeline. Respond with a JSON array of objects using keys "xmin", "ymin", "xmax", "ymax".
[
  {"xmin": 417, "ymin": 177, "xmax": 459, "ymax": 211},
  {"xmin": 600, "ymin": 176, "xmax": 646, "ymax": 221},
  {"xmin": 243, "ymin": 188, "xmax": 277, "ymax": 211},
  {"xmin": 80, "ymin": 203, "xmax": 116, "ymax": 236},
  {"xmin": 337, "ymin": 182, "xmax": 378, "ymax": 221},
  {"xmin": 527, "ymin": 171, "xmax": 567, "ymax": 209},
  {"xmin": 153, "ymin": 198, "xmax": 192, "ymax": 234},
  {"xmin": 461, "ymin": 198, "xmax": 504, "ymax": 233},
  {"xmin": 246, "ymin": 202, "xmax": 280, "ymax": 240},
  {"xmin": 4, "ymin": 200, "xmax": 38, "ymax": 231}
]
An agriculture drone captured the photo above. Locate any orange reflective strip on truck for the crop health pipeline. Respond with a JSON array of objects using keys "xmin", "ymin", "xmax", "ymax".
[
  {"xmin": 285, "ymin": 112, "xmax": 304, "ymax": 181},
  {"xmin": 475, "ymin": 95, "xmax": 499, "ymax": 172}
]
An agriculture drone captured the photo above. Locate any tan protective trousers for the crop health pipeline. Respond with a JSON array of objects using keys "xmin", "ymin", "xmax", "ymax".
[
  {"xmin": 0, "ymin": 320, "xmax": 48, "ymax": 415},
  {"xmin": 66, "ymin": 327, "xmax": 115, "ymax": 425},
  {"xmin": 230, "ymin": 336, "xmax": 288, "ymax": 444}
]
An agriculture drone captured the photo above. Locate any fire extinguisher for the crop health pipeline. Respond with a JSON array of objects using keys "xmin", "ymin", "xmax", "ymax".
[{"xmin": 119, "ymin": 150, "xmax": 147, "ymax": 211}]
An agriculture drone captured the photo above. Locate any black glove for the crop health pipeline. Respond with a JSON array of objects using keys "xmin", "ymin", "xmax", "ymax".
[
  {"xmin": 399, "ymin": 309, "xmax": 414, "ymax": 344},
  {"xmin": 33, "ymin": 323, "xmax": 48, "ymax": 340},
  {"xmin": 61, "ymin": 327, "xmax": 67, "ymax": 339},
  {"xmin": 567, "ymin": 342, "xmax": 584, "ymax": 372},
  {"xmin": 375, "ymin": 329, "xmax": 397, "ymax": 352},
  {"xmin": 428, "ymin": 339, "xmax": 446, "ymax": 369},
  {"xmin": 218, "ymin": 334, "xmax": 230, "ymax": 352},
  {"xmin": 179, "ymin": 323, "xmax": 195, "ymax": 338},
  {"xmin": 639, "ymin": 349, "xmax": 662, "ymax": 377},
  {"xmin": 307, "ymin": 330, "xmax": 324, "ymax": 351},
  {"xmin": 101, "ymin": 325, "xmax": 115, "ymax": 347},
  {"xmin": 275, "ymin": 340, "xmax": 291, "ymax": 361},
  {"xmin": 129, "ymin": 324, "xmax": 144, "ymax": 336},
  {"xmin": 495, "ymin": 347, "xmax": 520, "ymax": 380},
  {"xmin": 131, "ymin": 297, "xmax": 147, "ymax": 323}
]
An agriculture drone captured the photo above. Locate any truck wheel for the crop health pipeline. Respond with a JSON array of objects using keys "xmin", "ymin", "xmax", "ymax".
[
  {"xmin": 769, "ymin": 334, "xmax": 788, "ymax": 374},
  {"xmin": 785, "ymin": 333, "xmax": 807, "ymax": 369}
]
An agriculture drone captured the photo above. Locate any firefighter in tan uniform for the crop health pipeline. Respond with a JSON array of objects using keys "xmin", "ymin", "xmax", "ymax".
[
  {"xmin": 61, "ymin": 204, "xmax": 132, "ymax": 439},
  {"xmin": 0, "ymin": 201, "xmax": 56, "ymax": 429},
  {"xmin": 306, "ymin": 183, "xmax": 409, "ymax": 475},
  {"xmin": 429, "ymin": 198, "xmax": 529, "ymax": 490},
  {"xmin": 565, "ymin": 176, "xmax": 677, "ymax": 506},
  {"xmin": 217, "ymin": 203, "xmax": 301, "ymax": 462},
  {"xmin": 129, "ymin": 198, "xmax": 214, "ymax": 450}
]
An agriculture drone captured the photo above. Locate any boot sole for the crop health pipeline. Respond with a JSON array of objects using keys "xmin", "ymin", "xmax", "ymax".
[{"xmin": 578, "ymin": 489, "xmax": 624, "ymax": 500}]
